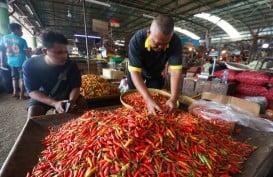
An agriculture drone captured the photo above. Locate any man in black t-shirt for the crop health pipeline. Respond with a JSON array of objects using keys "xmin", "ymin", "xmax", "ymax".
[
  {"xmin": 128, "ymin": 14, "xmax": 182, "ymax": 114},
  {"xmin": 23, "ymin": 30, "xmax": 82, "ymax": 118}
]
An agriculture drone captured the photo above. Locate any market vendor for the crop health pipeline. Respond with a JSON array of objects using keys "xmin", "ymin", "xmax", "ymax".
[
  {"xmin": 127, "ymin": 14, "xmax": 182, "ymax": 114},
  {"xmin": 23, "ymin": 30, "xmax": 84, "ymax": 118}
]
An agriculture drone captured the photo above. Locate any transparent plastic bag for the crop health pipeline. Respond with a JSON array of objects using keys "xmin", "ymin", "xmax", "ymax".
[
  {"xmin": 118, "ymin": 78, "xmax": 129, "ymax": 93},
  {"xmin": 244, "ymin": 96, "xmax": 267, "ymax": 114},
  {"xmin": 189, "ymin": 100, "xmax": 273, "ymax": 132}
]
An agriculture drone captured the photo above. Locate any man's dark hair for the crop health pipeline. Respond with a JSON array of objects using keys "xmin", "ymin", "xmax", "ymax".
[
  {"xmin": 41, "ymin": 30, "xmax": 68, "ymax": 49},
  {"xmin": 9, "ymin": 23, "xmax": 21, "ymax": 32},
  {"xmin": 154, "ymin": 14, "xmax": 174, "ymax": 35}
]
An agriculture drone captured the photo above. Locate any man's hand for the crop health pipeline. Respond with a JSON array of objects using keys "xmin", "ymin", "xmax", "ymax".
[
  {"xmin": 146, "ymin": 97, "xmax": 163, "ymax": 115},
  {"xmin": 53, "ymin": 100, "xmax": 68, "ymax": 113},
  {"xmin": 166, "ymin": 98, "xmax": 177, "ymax": 112}
]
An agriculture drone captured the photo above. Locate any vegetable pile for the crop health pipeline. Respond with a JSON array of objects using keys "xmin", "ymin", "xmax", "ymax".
[
  {"xmin": 122, "ymin": 90, "xmax": 170, "ymax": 111},
  {"xmin": 27, "ymin": 109, "xmax": 255, "ymax": 177},
  {"xmin": 80, "ymin": 74, "xmax": 120, "ymax": 99},
  {"xmin": 190, "ymin": 105, "xmax": 235, "ymax": 134}
]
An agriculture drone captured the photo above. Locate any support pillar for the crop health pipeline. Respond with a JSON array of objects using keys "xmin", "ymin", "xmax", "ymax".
[
  {"xmin": 31, "ymin": 35, "xmax": 37, "ymax": 48},
  {"xmin": 0, "ymin": 0, "xmax": 10, "ymax": 35}
]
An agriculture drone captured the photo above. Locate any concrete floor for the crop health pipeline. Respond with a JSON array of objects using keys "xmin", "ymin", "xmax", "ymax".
[{"xmin": 0, "ymin": 93, "xmax": 28, "ymax": 168}]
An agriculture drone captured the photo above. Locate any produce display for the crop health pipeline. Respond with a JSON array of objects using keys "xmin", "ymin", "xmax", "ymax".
[
  {"xmin": 26, "ymin": 93, "xmax": 256, "ymax": 177},
  {"xmin": 214, "ymin": 69, "xmax": 273, "ymax": 110},
  {"xmin": 80, "ymin": 74, "xmax": 120, "ymax": 99}
]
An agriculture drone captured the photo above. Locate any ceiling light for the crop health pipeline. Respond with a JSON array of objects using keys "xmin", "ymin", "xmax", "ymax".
[
  {"xmin": 74, "ymin": 34, "xmax": 101, "ymax": 39},
  {"xmin": 67, "ymin": 9, "xmax": 72, "ymax": 18},
  {"xmin": 262, "ymin": 43, "xmax": 269, "ymax": 48},
  {"xmin": 85, "ymin": 0, "xmax": 111, "ymax": 7},
  {"xmin": 35, "ymin": 20, "xmax": 41, "ymax": 27},
  {"xmin": 25, "ymin": 4, "xmax": 34, "ymax": 15},
  {"xmin": 8, "ymin": 0, "xmax": 16, "ymax": 4},
  {"xmin": 174, "ymin": 27, "xmax": 200, "ymax": 40},
  {"xmin": 194, "ymin": 12, "xmax": 241, "ymax": 38},
  {"xmin": 115, "ymin": 43, "xmax": 124, "ymax": 47},
  {"xmin": 142, "ymin": 14, "xmax": 155, "ymax": 19}
]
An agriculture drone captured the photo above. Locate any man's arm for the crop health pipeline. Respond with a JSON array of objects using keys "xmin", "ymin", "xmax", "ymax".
[
  {"xmin": 166, "ymin": 68, "xmax": 182, "ymax": 110},
  {"xmin": 130, "ymin": 71, "xmax": 162, "ymax": 114},
  {"xmin": 69, "ymin": 87, "xmax": 80, "ymax": 103}
]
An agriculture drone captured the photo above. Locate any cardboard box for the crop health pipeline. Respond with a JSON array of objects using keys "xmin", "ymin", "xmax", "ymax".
[
  {"xmin": 102, "ymin": 68, "xmax": 124, "ymax": 80},
  {"xmin": 201, "ymin": 92, "xmax": 260, "ymax": 116}
]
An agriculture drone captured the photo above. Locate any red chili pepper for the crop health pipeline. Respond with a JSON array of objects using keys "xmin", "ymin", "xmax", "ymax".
[{"xmin": 27, "ymin": 107, "xmax": 256, "ymax": 177}]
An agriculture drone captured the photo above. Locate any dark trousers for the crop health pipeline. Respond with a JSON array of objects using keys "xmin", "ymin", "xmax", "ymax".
[
  {"xmin": 0, "ymin": 67, "xmax": 13, "ymax": 93},
  {"xmin": 127, "ymin": 73, "xmax": 165, "ymax": 90}
]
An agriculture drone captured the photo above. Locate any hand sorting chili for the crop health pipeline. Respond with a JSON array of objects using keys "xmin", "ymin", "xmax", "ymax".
[
  {"xmin": 122, "ymin": 90, "xmax": 171, "ymax": 112},
  {"xmin": 26, "ymin": 105, "xmax": 256, "ymax": 177}
]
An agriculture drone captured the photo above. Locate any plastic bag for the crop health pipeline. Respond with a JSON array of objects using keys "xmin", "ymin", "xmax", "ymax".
[
  {"xmin": 244, "ymin": 96, "xmax": 267, "ymax": 114},
  {"xmin": 189, "ymin": 100, "xmax": 273, "ymax": 132},
  {"xmin": 119, "ymin": 78, "xmax": 129, "ymax": 93}
]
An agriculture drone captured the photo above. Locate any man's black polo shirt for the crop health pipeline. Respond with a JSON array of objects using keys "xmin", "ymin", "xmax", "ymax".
[{"xmin": 128, "ymin": 28, "xmax": 182, "ymax": 79}]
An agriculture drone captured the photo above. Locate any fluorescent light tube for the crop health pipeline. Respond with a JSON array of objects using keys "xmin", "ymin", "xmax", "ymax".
[
  {"xmin": 25, "ymin": 4, "xmax": 34, "ymax": 15},
  {"xmin": 85, "ymin": 0, "xmax": 111, "ymax": 7},
  {"xmin": 174, "ymin": 26, "xmax": 200, "ymax": 40},
  {"xmin": 35, "ymin": 20, "xmax": 41, "ymax": 27},
  {"xmin": 142, "ymin": 14, "xmax": 155, "ymax": 19},
  {"xmin": 74, "ymin": 34, "xmax": 101, "ymax": 39}
]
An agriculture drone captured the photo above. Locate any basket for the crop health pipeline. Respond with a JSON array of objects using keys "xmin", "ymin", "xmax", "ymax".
[{"xmin": 120, "ymin": 88, "xmax": 179, "ymax": 109}]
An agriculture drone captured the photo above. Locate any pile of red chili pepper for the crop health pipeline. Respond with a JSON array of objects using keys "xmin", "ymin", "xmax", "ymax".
[
  {"xmin": 190, "ymin": 105, "xmax": 236, "ymax": 134},
  {"xmin": 80, "ymin": 74, "xmax": 120, "ymax": 99},
  {"xmin": 122, "ymin": 91, "xmax": 171, "ymax": 111},
  {"xmin": 26, "ymin": 107, "xmax": 256, "ymax": 177}
]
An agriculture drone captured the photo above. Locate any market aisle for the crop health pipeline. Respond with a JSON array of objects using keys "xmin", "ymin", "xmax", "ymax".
[{"xmin": 0, "ymin": 93, "xmax": 28, "ymax": 168}]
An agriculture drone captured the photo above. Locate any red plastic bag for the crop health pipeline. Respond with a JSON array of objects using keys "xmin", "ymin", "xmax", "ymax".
[
  {"xmin": 235, "ymin": 83, "xmax": 268, "ymax": 97},
  {"xmin": 268, "ymin": 77, "xmax": 273, "ymax": 86}
]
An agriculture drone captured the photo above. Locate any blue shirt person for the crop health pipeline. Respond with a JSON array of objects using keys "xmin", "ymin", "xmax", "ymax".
[{"xmin": 0, "ymin": 23, "xmax": 30, "ymax": 99}]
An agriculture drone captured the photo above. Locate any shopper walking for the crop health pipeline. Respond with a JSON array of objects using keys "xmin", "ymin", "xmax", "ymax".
[{"xmin": 127, "ymin": 14, "xmax": 182, "ymax": 114}]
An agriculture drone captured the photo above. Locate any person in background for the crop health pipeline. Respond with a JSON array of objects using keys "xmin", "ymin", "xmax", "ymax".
[
  {"xmin": 127, "ymin": 14, "xmax": 182, "ymax": 114},
  {"xmin": 0, "ymin": 33, "xmax": 12, "ymax": 93},
  {"xmin": 23, "ymin": 30, "xmax": 84, "ymax": 118},
  {"xmin": 1, "ymin": 23, "xmax": 31, "ymax": 99}
]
